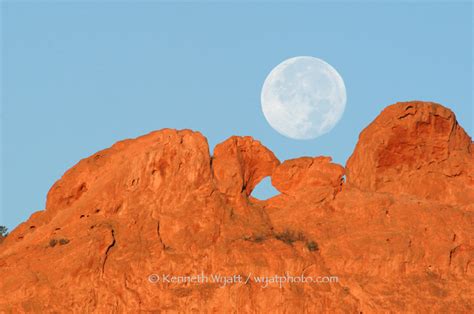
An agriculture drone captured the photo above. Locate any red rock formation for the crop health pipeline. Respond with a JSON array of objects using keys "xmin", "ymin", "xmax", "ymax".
[
  {"xmin": 346, "ymin": 101, "xmax": 474, "ymax": 204},
  {"xmin": 0, "ymin": 101, "xmax": 473, "ymax": 312}
]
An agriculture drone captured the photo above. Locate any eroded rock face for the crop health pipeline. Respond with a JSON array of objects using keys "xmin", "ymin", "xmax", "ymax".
[
  {"xmin": 1, "ymin": 102, "xmax": 473, "ymax": 312},
  {"xmin": 272, "ymin": 156, "xmax": 344, "ymax": 197},
  {"xmin": 346, "ymin": 101, "xmax": 474, "ymax": 204},
  {"xmin": 212, "ymin": 136, "xmax": 280, "ymax": 197}
]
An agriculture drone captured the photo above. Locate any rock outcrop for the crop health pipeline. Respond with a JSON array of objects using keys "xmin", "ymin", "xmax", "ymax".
[
  {"xmin": 0, "ymin": 101, "xmax": 473, "ymax": 312},
  {"xmin": 346, "ymin": 101, "xmax": 474, "ymax": 205}
]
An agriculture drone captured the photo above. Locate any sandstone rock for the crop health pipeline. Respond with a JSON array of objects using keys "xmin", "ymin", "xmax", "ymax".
[
  {"xmin": 346, "ymin": 101, "xmax": 474, "ymax": 204},
  {"xmin": 212, "ymin": 136, "xmax": 280, "ymax": 197},
  {"xmin": 0, "ymin": 101, "xmax": 472, "ymax": 312},
  {"xmin": 271, "ymin": 156, "xmax": 344, "ymax": 198}
]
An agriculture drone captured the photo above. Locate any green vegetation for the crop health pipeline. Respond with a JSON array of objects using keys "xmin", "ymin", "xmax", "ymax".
[
  {"xmin": 307, "ymin": 241, "xmax": 319, "ymax": 251},
  {"xmin": 59, "ymin": 238, "xmax": 70, "ymax": 245},
  {"xmin": 274, "ymin": 229, "xmax": 319, "ymax": 252},
  {"xmin": 0, "ymin": 225, "xmax": 8, "ymax": 237},
  {"xmin": 275, "ymin": 230, "xmax": 305, "ymax": 245}
]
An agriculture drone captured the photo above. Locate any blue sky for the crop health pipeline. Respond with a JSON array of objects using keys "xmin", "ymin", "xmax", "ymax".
[{"xmin": 1, "ymin": 1, "xmax": 472, "ymax": 230}]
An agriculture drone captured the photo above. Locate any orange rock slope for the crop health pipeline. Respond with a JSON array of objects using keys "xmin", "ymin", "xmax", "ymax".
[{"xmin": 1, "ymin": 101, "xmax": 473, "ymax": 312}]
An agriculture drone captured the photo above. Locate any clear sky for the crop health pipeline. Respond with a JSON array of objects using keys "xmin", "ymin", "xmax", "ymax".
[{"xmin": 1, "ymin": 1, "xmax": 472, "ymax": 230}]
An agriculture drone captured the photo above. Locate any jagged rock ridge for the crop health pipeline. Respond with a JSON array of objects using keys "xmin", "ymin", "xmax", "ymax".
[{"xmin": 0, "ymin": 101, "xmax": 473, "ymax": 312}]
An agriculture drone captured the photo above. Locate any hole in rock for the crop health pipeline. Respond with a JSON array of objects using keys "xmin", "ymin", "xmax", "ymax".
[{"xmin": 250, "ymin": 176, "xmax": 280, "ymax": 200}]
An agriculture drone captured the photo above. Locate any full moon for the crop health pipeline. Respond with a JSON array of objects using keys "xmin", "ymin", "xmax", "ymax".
[{"xmin": 261, "ymin": 56, "xmax": 346, "ymax": 140}]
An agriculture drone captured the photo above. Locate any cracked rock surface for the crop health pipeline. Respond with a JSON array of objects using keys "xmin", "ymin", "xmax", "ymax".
[{"xmin": 0, "ymin": 101, "xmax": 473, "ymax": 312}]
